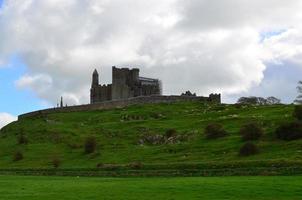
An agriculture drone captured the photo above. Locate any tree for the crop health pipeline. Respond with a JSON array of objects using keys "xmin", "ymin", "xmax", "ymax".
[
  {"xmin": 294, "ymin": 81, "xmax": 302, "ymax": 104},
  {"xmin": 237, "ymin": 96, "xmax": 267, "ymax": 105},
  {"xmin": 266, "ymin": 96, "xmax": 281, "ymax": 105},
  {"xmin": 237, "ymin": 96, "xmax": 281, "ymax": 105},
  {"xmin": 237, "ymin": 96, "xmax": 258, "ymax": 104}
]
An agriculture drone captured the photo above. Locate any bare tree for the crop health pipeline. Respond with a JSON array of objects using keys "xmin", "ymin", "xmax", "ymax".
[
  {"xmin": 237, "ymin": 96, "xmax": 281, "ymax": 105},
  {"xmin": 294, "ymin": 81, "xmax": 302, "ymax": 104},
  {"xmin": 266, "ymin": 96, "xmax": 281, "ymax": 105}
]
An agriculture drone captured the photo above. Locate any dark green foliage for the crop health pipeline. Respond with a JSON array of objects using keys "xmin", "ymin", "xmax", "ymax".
[
  {"xmin": 209, "ymin": 105, "xmax": 226, "ymax": 111},
  {"xmin": 128, "ymin": 161, "xmax": 143, "ymax": 169},
  {"xmin": 240, "ymin": 122, "xmax": 263, "ymax": 141},
  {"xmin": 84, "ymin": 136, "xmax": 97, "ymax": 154},
  {"xmin": 165, "ymin": 129, "xmax": 177, "ymax": 138},
  {"xmin": 52, "ymin": 157, "xmax": 61, "ymax": 168},
  {"xmin": 276, "ymin": 121, "xmax": 302, "ymax": 141},
  {"xmin": 13, "ymin": 151, "xmax": 23, "ymax": 161},
  {"xmin": 293, "ymin": 105, "xmax": 302, "ymax": 120},
  {"xmin": 17, "ymin": 134, "xmax": 28, "ymax": 145},
  {"xmin": 239, "ymin": 142, "xmax": 259, "ymax": 156},
  {"xmin": 204, "ymin": 123, "xmax": 227, "ymax": 139}
]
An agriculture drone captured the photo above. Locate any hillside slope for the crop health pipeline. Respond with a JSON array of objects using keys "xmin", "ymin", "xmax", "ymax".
[{"xmin": 0, "ymin": 102, "xmax": 301, "ymax": 174}]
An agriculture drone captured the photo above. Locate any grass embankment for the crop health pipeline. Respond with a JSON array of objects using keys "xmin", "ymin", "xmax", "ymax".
[
  {"xmin": 0, "ymin": 102, "xmax": 301, "ymax": 175},
  {"xmin": 0, "ymin": 175, "xmax": 302, "ymax": 200}
]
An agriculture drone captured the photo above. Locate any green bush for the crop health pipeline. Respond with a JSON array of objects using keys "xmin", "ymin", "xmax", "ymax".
[
  {"xmin": 17, "ymin": 134, "xmax": 28, "ymax": 145},
  {"xmin": 204, "ymin": 123, "xmax": 227, "ymax": 139},
  {"xmin": 13, "ymin": 151, "xmax": 23, "ymax": 161},
  {"xmin": 240, "ymin": 122, "xmax": 263, "ymax": 141},
  {"xmin": 276, "ymin": 121, "xmax": 302, "ymax": 141},
  {"xmin": 84, "ymin": 136, "xmax": 97, "ymax": 154},
  {"xmin": 52, "ymin": 157, "xmax": 61, "ymax": 168},
  {"xmin": 165, "ymin": 129, "xmax": 177, "ymax": 138},
  {"xmin": 293, "ymin": 105, "xmax": 302, "ymax": 120},
  {"xmin": 128, "ymin": 161, "xmax": 143, "ymax": 169},
  {"xmin": 239, "ymin": 142, "xmax": 259, "ymax": 156}
]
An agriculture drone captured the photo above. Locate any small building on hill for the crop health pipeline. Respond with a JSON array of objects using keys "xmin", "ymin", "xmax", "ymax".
[{"xmin": 90, "ymin": 66, "xmax": 162, "ymax": 103}]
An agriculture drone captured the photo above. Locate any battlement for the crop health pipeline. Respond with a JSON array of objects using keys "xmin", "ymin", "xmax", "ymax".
[
  {"xmin": 92, "ymin": 66, "xmax": 161, "ymax": 103},
  {"xmin": 209, "ymin": 93, "xmax": 221, "ymax": 102}
]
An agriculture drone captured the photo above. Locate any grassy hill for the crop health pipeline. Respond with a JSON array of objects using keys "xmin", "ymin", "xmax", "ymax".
[{"xmin": 0, "ymin": 101, "xmax": 301, "ymax": 175}]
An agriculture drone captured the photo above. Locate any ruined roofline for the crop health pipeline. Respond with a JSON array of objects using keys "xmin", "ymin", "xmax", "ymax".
[
  {"xmin": 139, "ymin": 76, "xmax": 159, "ymax": 82},
  {"xmin": 112, "ymin": 66, "xmax": 139, "ymax": 71}
]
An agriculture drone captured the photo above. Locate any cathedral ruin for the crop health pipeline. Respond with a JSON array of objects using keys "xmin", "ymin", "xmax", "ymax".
[
  {"xmin": 18, "ymin": 67, "xmax": 221, "ymax": 119},
  {"xmin": 90, "ymin": 66, "xmax": 161, "ymax": 103}
]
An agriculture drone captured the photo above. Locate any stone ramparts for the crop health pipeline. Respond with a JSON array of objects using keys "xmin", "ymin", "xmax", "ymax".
[{"xmin": 18, "ymin": 95, "xmax": 220, "ymax": 120}]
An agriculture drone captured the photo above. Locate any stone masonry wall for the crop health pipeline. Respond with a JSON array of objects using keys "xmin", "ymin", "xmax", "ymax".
[{"xmin": 18, "ymin": 95, "xmax": 221, "ymax": 120}]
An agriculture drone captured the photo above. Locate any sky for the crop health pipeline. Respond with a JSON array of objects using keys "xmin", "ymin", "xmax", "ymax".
[{"xmin": 1, "ymin": 0, "xmax": 302, "ymax": 128}]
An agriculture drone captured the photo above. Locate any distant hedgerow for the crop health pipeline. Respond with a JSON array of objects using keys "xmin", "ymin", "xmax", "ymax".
[
  {"xmin": 240, "ymin": 122, "xmax": 263, "ymax": 141},
  {"xmin": 239, "ymin": 142, "xmax": 259, "ymax": 156},
  {"xmin": 84, "ymin": 136, "xmax": 97, "ymax": 154},
  {"xmin": 204, "ymin": 123, "xmax": 227, "ymax": 139}
]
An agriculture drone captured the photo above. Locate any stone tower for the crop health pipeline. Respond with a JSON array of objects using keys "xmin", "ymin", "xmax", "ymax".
[
  {"xmin": 90, "ymin": 66, "xmax": 161, "ymax": 104},
  {"xmin": 92, "ymin": 69, "xmax": 99, "ymax": 87}
]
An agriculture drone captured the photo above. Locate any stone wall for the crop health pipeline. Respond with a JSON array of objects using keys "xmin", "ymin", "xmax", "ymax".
[{"xmin": 18, "ymin": 94, "xmax": 221, "ymax": 120}]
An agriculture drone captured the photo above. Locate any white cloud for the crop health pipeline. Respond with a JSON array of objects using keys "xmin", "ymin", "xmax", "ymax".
[
  {"xmin": 263, "ymin": 29, "xmax": 302, "ymax": 65},
  {"xmin": 0, "ymin": 0, "xmax": 302, "ymax": 105},
  {"xmin": 0, "ymin": 113, "xmax": 17, "ymax": 129}
]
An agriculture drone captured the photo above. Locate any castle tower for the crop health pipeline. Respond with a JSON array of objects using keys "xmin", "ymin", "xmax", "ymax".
[
  {"xmin": 60, "ymin": 96, "xmax": 63, "ymax": 108},
  {"xmin": 92, "ymin": 69, "xmax": 99, "ymax": 87}
]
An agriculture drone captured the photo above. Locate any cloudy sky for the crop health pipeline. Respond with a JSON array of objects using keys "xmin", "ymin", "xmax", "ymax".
[{"xmin": 1, "ymin": 0, "xmax": 302, "ymax": 128}]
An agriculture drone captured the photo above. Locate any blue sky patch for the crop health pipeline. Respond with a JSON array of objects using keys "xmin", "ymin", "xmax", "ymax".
[
  {"xmin": 0, "ymin": 55, "xmax": 48, "ymax": 116},
  {"xmin": 260, "ymin": 29, "xmax": 286, "ymax": 42}
]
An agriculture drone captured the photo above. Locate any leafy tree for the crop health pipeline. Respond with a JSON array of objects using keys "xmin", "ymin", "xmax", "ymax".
[{"xmin": 294, "ymin": 81, "xmax": 302, "ymax": 104}]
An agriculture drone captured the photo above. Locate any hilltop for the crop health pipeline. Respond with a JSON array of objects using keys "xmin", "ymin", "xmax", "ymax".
[{"xmin": 0, "ymin": 101, "xmax": 301, "ymax": 176}]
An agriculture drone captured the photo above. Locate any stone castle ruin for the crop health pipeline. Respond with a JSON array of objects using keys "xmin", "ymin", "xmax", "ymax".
[
  {"xmin": 91, "ymin": 67, "xmax": 161, "ymax": 103},
  {"xmin": 18, "ymin": 66, "xmax": 221, "ymax": 119}
]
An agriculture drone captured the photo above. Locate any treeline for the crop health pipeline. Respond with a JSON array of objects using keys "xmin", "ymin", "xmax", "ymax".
[{"xmin": 237, "ymin": 96, "xmax": 281, "ymax": 105}]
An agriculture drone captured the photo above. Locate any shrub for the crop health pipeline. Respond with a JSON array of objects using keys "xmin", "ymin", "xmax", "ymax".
[
  {"xmin": 128, "ymin": 161, "xmax": 143, "ymax": 169},
  {"xmin": 17, "ymin": 134, "xmax": 28, "ymax": 145},
  {"xmin": 240, "ymin": 122, "xmax": 263, "ymax": 141},
  {"xmin": 239, "ymin": 142, "xmax": 259, "ymax": 156},
  {"xmin": 165, "ymin": 129, "xmax": 177, "ymax": 138},
  {"xmin": 96, "ymin": 163, "xmax": 104, "ymax": 168},
  {"xmin": 275, "ymin": 121, "xmax": 302, "ymax": 141},
  {"xmin": 52, "ymin": 157, "xmax": 61, "ymax": 168},
  {"xmin": 13, "ymin": 151, "xmax": 23, "ymax": 161},
  {"xmin": 84, "ymin": 136, "xmax": 97, "ymax": 154},
  {"xmin": 293, "ymin": 106, "xmax": 302, "ymax": 120},
  {"xmin": 204, "ymin": 123, "xmax": 227, "ymax": 139}
]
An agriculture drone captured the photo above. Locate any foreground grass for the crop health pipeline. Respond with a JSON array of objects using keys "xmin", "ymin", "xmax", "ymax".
[{"xmin": 0, "ymin": 175, "xmax": 301, "ymax": 200}]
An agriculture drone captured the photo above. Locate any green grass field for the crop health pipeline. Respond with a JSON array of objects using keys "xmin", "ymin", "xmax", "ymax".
[
  {"xmin": 1, "ymin": 175, "xmax": 302, "ymax": 200},
  {"xmin": 0, "ymin": 101, "xmax": 301, "ymax": 174}
]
